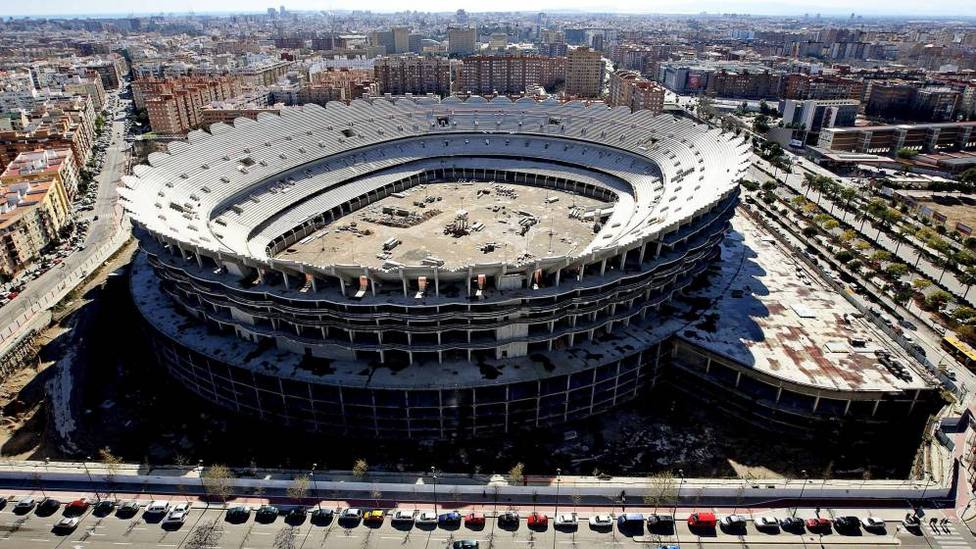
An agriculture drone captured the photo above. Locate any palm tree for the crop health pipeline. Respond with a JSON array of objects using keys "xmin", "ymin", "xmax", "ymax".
[{"xmin": 960, "ymin": 267, "xmax": 976, "ymax": 301}]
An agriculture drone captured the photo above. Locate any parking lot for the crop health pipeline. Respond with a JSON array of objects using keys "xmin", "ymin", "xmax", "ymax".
[{"xmin": 0, "ymin": 497, "xmax": 959, "ymax": 549}]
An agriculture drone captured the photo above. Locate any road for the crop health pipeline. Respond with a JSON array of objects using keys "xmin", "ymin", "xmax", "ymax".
[
  {"xmin": 0, "ymin": 502, "xmax": 968, "ymax": 549},
  {"xmin": 0, "ymin": 117, "xmax": 129, "ymax": 349}
]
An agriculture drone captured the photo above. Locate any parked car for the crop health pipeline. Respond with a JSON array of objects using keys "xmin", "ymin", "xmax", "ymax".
[
  {"xmin": 392, "ymin": 510, "xmax": 416, "ymax": 522},
  {"xmin": 340, "ymin": 508, "xmax": 363, "ymax": 521},
  {"xmin": 647, "ymin": 514, "xmax": 675, "ymax": 528},
  {"xmin": 438, "ymin": 511, "xmax": 462, "ymax": 524},
  {"xmin": 527, "ymin": 512, "xmax": 548, "ymax": 528},
  {"xmin": 902, "ymin": 514, "xmax": 921, "ymax": 530},
  {"xmin": 416, "ymin": 511, "xmax": 438, "ymax": 525},
  {"xmin": 861, "ymin": 516, "xmax": 885, "ymax": 531},
  {"xmin": 554, "ymin": 513, "xmax": 577, "ymax": 527},
  {"xmin": 119, "ymin": 501, "xmax": 140, "ymax": 515},
  {"xmin": 806, "ymin": 517, "xmax": 831, "ymax": 532},
  {"xmin": 779, "ymin": 517, "xmax": 803, "ymax": 530},
  {"xmin": 287, "ymin": 507, "xmax": 308, "ymax": 521},
  {"xmin": 363, "ymin": 510, "xmax": 384, "ymax": 524},
  {"xmin": 163, "ymin": 510, "xmax": 187, "ymax": 525},
  {"xmin": 145, "ymin": 501, "xmax": 170, "ymax": 514},
  {"xmin": 452, "ymin": 541, "xmax": 479, "ymax": 549},
  {"xmin": 65, "ymin": 498, "xmax": 90, "ymax": 515},
  {"xmin": 93, "ymin": 500, "xmax": 115, "ymax": 515},
  {"xmin": 311, "ymin": 508, "xmax": 334, "ymax": 524},
  {"xmin": 14, "ymin": 497, "xmax": 36, "ymax": 512},
  {"xmin": 688, "ymin": 512, "xmax": 717, "ymax": 529},
  {"xmin": 464, "ymin": 512, "xmax": 485, "ymax": 526},
  {"xmin": 38, "ymin": 498, "xmax": 61, "ymax": 514},
  {"xmin": 833, "ymin": 516, "xmax": 861, "ymax": 531},
  {"xmin": 588, "ymin": 514, "xmax": 613, "ymax": 528},
  {"xmin": 226, "ymin": 505, "xmax": 251, "ymax": 521},
  {"xmin": 256, "ymin": 505, "xmax": 279, "ymax": 521},
  {"xmin": 617, "ymin": 513, "xmax": 645, "ymax": 527},
  {"xmin": 498, "ymin": 511, "xmax": 519, "ymax": 526},
  {"xmin": 755, "ymin": 516, "xmax": 780, "ymax": 529},
  {"xmin": 54, "ymin": 516, "xmax": 80, "ymax": 532}
]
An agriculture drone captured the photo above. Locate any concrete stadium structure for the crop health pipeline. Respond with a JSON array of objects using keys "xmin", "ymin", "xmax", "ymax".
[{"xmin": 122, "ymin": 96, "xmax": 934, "ymax": 440}]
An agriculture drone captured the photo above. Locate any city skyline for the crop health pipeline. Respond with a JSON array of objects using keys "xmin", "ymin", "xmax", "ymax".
[{"xmin": 5, "ymin": 0, "xmax": 974, "ymax": 18}]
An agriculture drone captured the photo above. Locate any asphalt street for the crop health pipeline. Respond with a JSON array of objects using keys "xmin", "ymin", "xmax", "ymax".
[{"xmin": 0, "ymin": 503, "xmax": 963, "ymax": 549}]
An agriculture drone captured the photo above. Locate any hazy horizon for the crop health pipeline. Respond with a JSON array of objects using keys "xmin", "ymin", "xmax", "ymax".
[{"xmin": 5, "ymin": 0, "xmax": 974, "ymax": 19}]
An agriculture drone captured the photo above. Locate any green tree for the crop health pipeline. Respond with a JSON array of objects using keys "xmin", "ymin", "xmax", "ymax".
[
  {"xmin": 896, "ymin": 147, "xmax": 918, "ymax": 159},
  {"xmin": 201, "ymin": 464, "xmax": 234, "ymax": 503},
  {"xmin": 925, "ymin": 290, "xmax": 952, "ymax": 310},
  {"xmin": 352, "ymin": 459, "xmax": 368, "ymax": 480},
  {"xmin": 508, "ymin": 463, "xmax": 525, "ymax": 485},
  {"xmin": 885, "ymin": 263, "xmax": 909, "ymax": 279}
]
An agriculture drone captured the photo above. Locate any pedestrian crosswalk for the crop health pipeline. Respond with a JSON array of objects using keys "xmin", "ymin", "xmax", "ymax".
[{"xmin": 930, "ymin": 523, "xmax": 976, "ymax": 548}]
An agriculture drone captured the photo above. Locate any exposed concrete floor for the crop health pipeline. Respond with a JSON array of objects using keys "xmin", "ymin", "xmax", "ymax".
[{"xmin": 279, "ymin": 182, "xmax": 609, "ymax": 270}]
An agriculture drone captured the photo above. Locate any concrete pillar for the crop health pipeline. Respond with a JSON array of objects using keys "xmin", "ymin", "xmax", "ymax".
[
  {"xmin": 600, "ymin": 258, "xmax": 607, "ymax": 275},
  {"xmin": 638, "ymin": 243, "xmax": 646, "ymax": 265},
  {"xmin": 467, "ymin": 268, "xmax": 472, "ymax": 296},
  {"xmin": 311, "ymin": 276, "xmax": 318, "ymax": 292},
  {"xmin": 872, "ymin": 399, "xmax": 881, "ymax": 417},
  {"xmin": 401, "ymin": 270, "xmax": 408, "ymax": 297},
  {"xmin": 775, "ymin": 386, "xmax": 782, "ymax": 403},
  {"xmin": 555, "ymin": 268, "xmax": 561, "ymax": 286},
  {"xmin": 282, "ymin": 272, "xmax": 291, "ymax": 290},
  {"xmin": 734, "ymin": 371, "xmax": 741, "ymax": 388},
  {"xmin": 813, "ymin": 395, "xmax": 821, "ymax": 413},
  {"xmin": 339, "ymin": 277, "xmax": 346, "ymax": 295},
  {"xmin": 843, "ymin": 399, "xmax": 851, "ymax": 416},
  {"xmin": 705, "ymin": 357, "xmax": 711, "ymax": 374},
  {"xmin": 195, "ymin": 252, "xmax": 203, "ymax": 268},
  {"xmin": 655, "ymin": 242, "xmax": 662, "ymax": 258},
  {"xmin": 619, "ymin": 250, "xmax": 627, "ymax": 270},
  {"xmin": 434, "ymin": 268, "xmax": 440, "ymax": 297}
]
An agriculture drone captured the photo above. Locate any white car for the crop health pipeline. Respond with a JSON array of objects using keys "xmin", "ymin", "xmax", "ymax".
[
  {"xmin": 392, "ymin": 509, "xmax": 416, "ymax": 522},
  {"xmin": 171, "ymin": 502, "xmax": 190, "ymax": 514},
  {"xmin": 416, "ymin": 511, "xmax": 438, "ymax": 524},
  {"xmin": 54, "ymin": 516, "xmax": 79, "ymax": 531},
  {"xmin": 861, "ymin": 516, "xmax": 885, "ymax": 530},
  {"xmin": 146, "ymin": 501, "xmax": 170, "ymax": 514},
  {"xmin": 588, "ymin": 514, "xmax": 613, "ymax": 527},
  {"xmin": 340, "ymin": 508, "xmax": 362, "ymax": 520},
  {"xmin": 555, "ymin": 513, "xmax": 578, "ymax": 526},
  {"xmin": 163, "ymin": 510, "xmax": 187, "ymax": 525},
  {"xmin": 754, "ymin": 516, "xmax": 780, "ymax": 529}
]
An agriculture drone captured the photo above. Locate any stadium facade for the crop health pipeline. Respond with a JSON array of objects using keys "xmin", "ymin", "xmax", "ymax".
[{"xmin": 123, "ymin": 96, "xmax": 780, "ymax": 438}]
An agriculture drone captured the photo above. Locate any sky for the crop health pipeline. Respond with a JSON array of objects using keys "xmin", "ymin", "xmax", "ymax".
[{"xmin": 5, "ymin": 0, "xmax": 972, "ymax": 17}]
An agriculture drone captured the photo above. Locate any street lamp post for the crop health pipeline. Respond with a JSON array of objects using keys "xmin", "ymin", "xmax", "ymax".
[
  {"xmin": 198, "ymin": 460, "xmax": 205, "ymax": 502},
  {"xmin": 553, "ymin": 469, "xmax": 561, "ymax": 549},
  {"xmin": 676, "ymin": 468, "xmax": 684, "ymax": 515},
  {"xmin": 311, "ymin": 463, "xmax": 319, "ymax": 510},
  {"xmin": 793, "ymin": 469, "xmax": 808, "ymax": 517},
  {"xmin": 82, "ymin": 456, "xmax": 98, "ymax": 502},
  {"xmin": 431, "ymin": 467, "xmax": 438, "ymax": 514}
]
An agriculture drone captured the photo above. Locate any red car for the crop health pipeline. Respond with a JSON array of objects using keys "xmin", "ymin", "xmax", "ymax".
[
  {"xmin": 464, "ymin": 513, "xmax": 485, "ymax": 526},
  {"xmin": 527, "ymin": 512, "xmax": 548, "ymax": 527},
  {"xmin": 806, "ymin": 517, "xmax": 831, "ymax": 532},
  {"xmin": 65, "ymin": 498, "xmax": 90, "ymax": 515},
  {"xmin": 688, "ymin": 512, "xmax": 717, "ymax": 529}
]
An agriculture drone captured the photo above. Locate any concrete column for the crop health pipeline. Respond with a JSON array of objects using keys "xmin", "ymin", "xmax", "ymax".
[
  {"xmin": 619, "ymin": 250, "xmax": 627, "ymax": 270},
  {"xmin": 734, "ymin": 371, "xmax": 741, "ymax": 388},
  {"xmin": 467, "ymin": 268, "xmax": 472, "ymax": 296},
  {"xmin": 705, "ymin": 357, "xmax": 711, "ymax": 374},
  {"xmin": 775, "ymin": 386, "xmax": 782, "ymax": 403},
  {"xmin": 843, "ymin": 399, "xmax": 851, "ymax": 416},
  {"xmin": 554, "ymin": 268, "xmax": 561, "ymax": 286},
  {"xmin": 339, "ymin": 277, "xmax": 346, "ymax": 295},
  {"xmin": 282, "ymin": 272, "xmax": 291, "ymax": 290},
  {"xmin": 600, "ymin": 258, "xmax": 607, "ymax": 275},
  {"xmin": 195, "ymin": 252, "xmax": 203, "ymax": 268},
  {"xmin": 812, "ymin": 396, "xmax": 821, "ymax": 413},
  {"xmin": 311, "ymin": 276, "xmax": 318, "ymax": 292},
  {"xmin": 872, "ymin": 399, "xmax": 881, "ymax": 417},
  {"xmin": 638, "ymin": 243, "xmax": 646, "ymax": 265},
  {"xmin": 434, "ymin": 268, "xmax": 440, "ymax": 297},
  {"xmin": 655, "ymin": 242, "xmax": 662, "ymax": 258},
  {"xmin": 401, "ymin": 270, "xmax": 408, "ymax": 297}
]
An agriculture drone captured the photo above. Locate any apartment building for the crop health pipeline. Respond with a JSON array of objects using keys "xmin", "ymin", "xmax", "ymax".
[
  {"xmin": 300, "ymin": 68, "xmax": 377, "ymax": 104},
  {"xmin": 818, "ymin": 120, "xmax": 976, "ymax": 155},
  {"xmin": 607, "ymin": 70, "xmax": 665, "ymax": 114},
  {"xmin": 373, "ymin": 55, "xmax": 451, "ymax": 97},
  {"xmin": 779, "ymin": 99, "xmax": 859, "ymax": 145},
  {"xmin": 447, "ymin": 27, "xmax": 477, "ymax": 56},
  {"xmin": 780, "ymin": 73, "xmax": 864, "ymax": 101},
  {"xmin": 138, "ymin": 76, "xmax": 244, "ymax": 136},
  {"xmin": 565, "ymin": 47, "xmax": 604, "ymax": 98},
  {"xmin": 0, "ymin": 96, "xmax": 95, "ymax": 174},
  {"xmin": 0, "ymin": 150, "xmax": 73, "ymax": 277},
  {"xmin": 455, "ymin": 55, "xmax": 565, "ymax": 95}
]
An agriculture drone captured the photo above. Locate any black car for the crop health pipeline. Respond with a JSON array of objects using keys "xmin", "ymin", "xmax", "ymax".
[
  {"xmin": 647, "ymin": 514, "xmax": 675, "ymax": 527},
  {"xmin": 37, "ymin": 498, "xmax": 60, "ymax": 514},
  {"xmin": 498, "ymin": 512, "xmax": 519, "ymax": 526},
  {"xmin": 311, "ymin": 508, "xmax": 334, "ymax": 525},
  {"xmin": 94, "ymin": 500, "xmax": 116, "ymax": 515},
  {"xmin": 778, "ymin": 516, "xmax": 804, "ymax": 531},
  {"xmin": 256, "ymin": 505, "xmax": 279, "ymax": 522},
  {"xmin": 833, "ymin": 516, "xmax": 860, "ymax": 531}
]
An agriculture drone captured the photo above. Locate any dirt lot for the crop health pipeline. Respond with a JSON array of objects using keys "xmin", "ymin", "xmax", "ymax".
[
  {"xmin": 280, "ymin": 182, "xmax": 607, "ymax": 270},
  {"xmin": 914, "ymin": 194, "xmax": 976, "ymax": 230}
]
